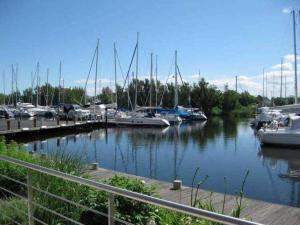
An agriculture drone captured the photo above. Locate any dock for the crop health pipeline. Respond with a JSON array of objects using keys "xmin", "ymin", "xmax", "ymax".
[
  {"xmin": 0, "ymin": 119, "xmax": 116, "ymax": 140},
  {"xmin": 89, "ymin": 167, "xmax": 300, "ymax": 225}
]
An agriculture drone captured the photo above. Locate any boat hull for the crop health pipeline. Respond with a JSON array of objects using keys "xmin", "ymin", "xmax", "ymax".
[{"xmin": 258, "ymin": 129, "xmax": 300, "ymax": 147}]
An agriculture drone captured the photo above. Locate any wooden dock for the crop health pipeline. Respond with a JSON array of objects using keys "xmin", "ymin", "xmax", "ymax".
[
  {"xmin": 0, "ymin": 119, "xmax": 116, "ymax": 140},
  {"xmin": 89, "ymin": 167, "xmax": 300, "ymax": 225}
]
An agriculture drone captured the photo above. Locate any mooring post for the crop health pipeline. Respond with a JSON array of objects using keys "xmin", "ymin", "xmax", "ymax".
[
  {"xmin": 56, "ymin": 116, "xmax": 60, "ymax": 125},
  {"xmin": 66, "ymin": 116, "xmax": 69, "ymax": 125},
  {"xmin": 17, "ymin": 119, "xmax": 21, "ymax": 129},
  {"xmin": 33, "ymin": 118, "xmax": 37, "ymax": 128},
  {"xmin": 105, "ymin": 108, "xmax": 108, "ymax": 128},
  {"xmin": 7, "ymin": 119, "xmax": 10, "ymax": 130}
]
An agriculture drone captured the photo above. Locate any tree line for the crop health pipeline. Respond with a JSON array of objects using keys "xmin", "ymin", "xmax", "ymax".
[{"xmin": 0, "ymin": 77, "xmax": 294, "ymax": 116}]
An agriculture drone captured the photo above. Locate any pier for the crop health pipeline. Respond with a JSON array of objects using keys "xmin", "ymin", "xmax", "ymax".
[
  {"xmin": 90, "ymin": 167, "xmax": 300, "ymax": 225},
  {"xmin": 0, "ymin": 119, "xmax": 116, "ymax": 140}
]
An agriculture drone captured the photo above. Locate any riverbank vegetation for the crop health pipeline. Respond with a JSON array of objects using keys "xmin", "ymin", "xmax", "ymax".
[
  {"xmin": 1, "ymin": 77, "xmax": 264, "ymax": 117},
  {"xmin": 0, "ymin": 138, "xmax": 249, "ymax": 224}
]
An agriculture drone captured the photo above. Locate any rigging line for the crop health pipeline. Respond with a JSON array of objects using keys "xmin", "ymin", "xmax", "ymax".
[
  {"xmin": 120, "ymin": 43, "xmax": 138, "ymax": 109},
  {"xmin": 80, "ymin": 44, "xmax": 98, "ymax": 105},
  {"xmin": 176, "ymin": 64, "xmax": 185, "ymax": 85},
  {"xmin": 116, "ymin": 50, "xmax": 125, "ymax": 80}
]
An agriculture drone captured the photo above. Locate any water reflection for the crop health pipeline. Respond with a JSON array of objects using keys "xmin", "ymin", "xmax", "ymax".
[{"xmin": 23, "ymin": 117, "xmax": 300, "ymax": 207}]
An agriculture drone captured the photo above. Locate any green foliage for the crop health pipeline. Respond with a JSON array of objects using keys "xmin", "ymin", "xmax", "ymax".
[
  {"xmin": 81, "ymin": 175, "xmax": 159, "ymax": 225},
  {"xmin": 0, "ymin": 198, "xmax": 28, "ymax": 225}
]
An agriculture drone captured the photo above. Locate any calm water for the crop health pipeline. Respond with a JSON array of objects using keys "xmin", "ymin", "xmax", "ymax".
[{"xmin": 23, "ymin": 117, "xmax": 300, "ymax": 207}]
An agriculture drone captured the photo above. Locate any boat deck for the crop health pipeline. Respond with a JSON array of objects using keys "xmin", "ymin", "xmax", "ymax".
[{"xmin": 89, "ymin": 167, "xmax": 300, "ymax": 225}]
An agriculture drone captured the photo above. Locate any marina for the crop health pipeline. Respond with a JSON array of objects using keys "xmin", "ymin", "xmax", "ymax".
[
  {"xmin": 1, "ymin": 1, "xmax": 300, "ymax": 224},
  {"xmin": 11, "ymin": 117, "xmax": 300, "ymax": 208}
]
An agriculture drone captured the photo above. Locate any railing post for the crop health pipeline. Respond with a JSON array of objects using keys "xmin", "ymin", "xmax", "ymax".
[
  {"xmin": 108, "ymin": 193, "xmax": 115, "ymax": 225},
  {"xmin": 27, "ymin": 169, "xmax": 34, "ymax": 225}
]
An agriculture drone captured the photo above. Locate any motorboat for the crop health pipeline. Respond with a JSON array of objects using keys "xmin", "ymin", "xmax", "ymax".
[
  {"xmin": 114, "ymin": 111, "xmax": 170, "ymax": 127},
  {"xmin": 257, "ymin": 115, "xmax": 300, "ymax": 147}
]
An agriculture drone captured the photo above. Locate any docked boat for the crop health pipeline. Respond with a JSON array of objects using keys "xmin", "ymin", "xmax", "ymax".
[
  {"xmin": 257, "ymin": 115, "xmax": 300, "ymax": 147},
  {"xmin": 251, "ymin": 107, "xmax": 288, "ymax": 129},
  {"xmin": 114, "ymin": 111, "xmax": 170, "ymax": 127},
  {"xmin": 136, "ymin": 106, "xmax": 182, "ymax": 124},
  {"xmin": 0, "ymin": 105, "xmax": 14, "ymax": 118}
]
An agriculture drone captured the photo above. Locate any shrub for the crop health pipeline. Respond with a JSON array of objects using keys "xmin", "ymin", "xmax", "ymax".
[{"xmin": 0, "ymin": 198, "xmax": 27, "ymax": 225}]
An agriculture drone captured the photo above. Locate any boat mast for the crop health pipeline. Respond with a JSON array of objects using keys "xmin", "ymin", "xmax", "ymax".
[
  {"xmin": 36, "ymin": 62, "xmax": 39, "ymax": 106},
  {"xmin": 2, "ymin": 70, "xmax": 5, "ymax": 105},
  {"xmin": 134, "ymin": 32, "xmax": 139, "ymax": 110},
  {"xmin": 46, "ymin": 68, "xmax": 49, "ymax": 106},
  {"xmin": 10, "ymin": 64, "xmax": 14, "ymax": 105},
  {"xmin": 174, "ymin": 50, "xmax": 178, "ymax": 107},
  {"xmin": 150, "ymin": 53, "xmax": 153, "ymax": 110},
  {"xmin": 15, "ymin": 64, "xmax": 18, "ymax": 104},
  {"xmin": 292, "ymin": 10, "xmax": 298, "ymax": 104},
  {"xmin": 94, "ymin": 39, "xmax": 99, "ymax": 115},
  {"xmin": 155, "ymin": 54, "xmax": 158, "ymax": 108},
  {"xmin": 262, "ymin": 69, "xmax": 264, "ymax": 100},
  {"xmin": 114, "ymin": 42, "xmax": 117, "ymax": 108},
  {"xmin": 58, "ymin": 61, "xmax": 62, "ymax": 106},
  {"xmin": 280, "ymin": 58, "xmax": 283, "ymax": 98}
]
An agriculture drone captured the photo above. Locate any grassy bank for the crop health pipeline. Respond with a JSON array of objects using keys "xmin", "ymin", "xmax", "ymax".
[{"xmin": 0, "ymin": 138, "xmax": 248, "ymax": 225}]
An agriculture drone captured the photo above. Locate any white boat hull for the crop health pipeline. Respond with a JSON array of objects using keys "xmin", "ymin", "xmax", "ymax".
[
  {"xmin": 258, "ymin": 129, "xmax": 300, "ymax": 147},
  {"xmin": 115, "ymin": 116, "xmax": 170, "ymax": 127}
]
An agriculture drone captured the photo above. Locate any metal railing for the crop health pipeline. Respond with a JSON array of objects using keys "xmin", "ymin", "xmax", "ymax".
[{"xmin": 0, "ymin": 156, "xmax": 263, "ymax": 225}]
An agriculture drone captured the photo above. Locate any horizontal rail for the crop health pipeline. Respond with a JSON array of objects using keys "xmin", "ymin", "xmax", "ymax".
[
  {"xmin": 0, "ymin": 187, "xmax": 48, "ymax": 225},
  {"xmin": 0, "ymin": 156, "xmax": 263, "ymax": 225},
  {"xmin": 0, "ymin": 173, "xmax": 132, "ymax": 225}
]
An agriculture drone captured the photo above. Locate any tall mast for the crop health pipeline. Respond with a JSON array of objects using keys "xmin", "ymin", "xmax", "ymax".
[
  {"xmin": 94, "ymin": 39, "xmax": 99, "ymax": 115},
  {"xmin": 46, "ymin": 68, "xmax": 49, "ymax": 106},
  {"xmin": 150, "ymin": 53, "xmax": 153, "ymax": 110},
  {"xmin": 15, "ymin": 63, "xmax": 18, "ymax": 104},
  {"xmin": 114, "ymin": 42, "xmax": 117, "ymax": 107},
  {"xmin": 36, "ymin": 62, "xmax": 39, "ymax": 106},
  {"xmin": 280, "ymin": 58, "xmax": 283, "ymax": 98},
  {"xmin": 135, "ymin": 32, "xmax": 139, "ymax": 110},
  {"xmin": 31, "ymin": 72, "xmax": 33, "ymax": 104},
  {"xmin": 11, "ymin": 65, "xmax": 14, "ymax": 106},
  {"xmin": 2, "ymin": 70, "xmax": 5, "ymax": 105},
  {"xmin": 292, "ymin": 10, "xmax": 298, "ymax": 104},
  {"xmin": 58, "ymin": 61, "xmax": 62, "ymax": 106},
  {"xmin": 262, "ymin": 69, "xmax": 265, "ymax": 98},
  {"xmin": 235, "ymin": 75, "xmax": 238, "ymax": 92},
  {"xmin": 155, "ymin": 54, "xmax": 158, "ymax": 108},
  {"xmin": 174, "ymin": 50, "xmax": 178, "ymax": 107},
  {"xmin": 266, "ymin": 72, "xmax": 268, "ymax": 100}
]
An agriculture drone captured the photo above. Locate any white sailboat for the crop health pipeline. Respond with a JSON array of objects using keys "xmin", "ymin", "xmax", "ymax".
[
  {"xmin": 114, "ymin": 35, "xmax": 170, "ymax": 127},
  {"xmin": 258, "ymin": 10, "xmax": 299, "ymax": 147},
  {"xmin": 258, "ymin": 115, "xmax": 300, "ymax": 147}
]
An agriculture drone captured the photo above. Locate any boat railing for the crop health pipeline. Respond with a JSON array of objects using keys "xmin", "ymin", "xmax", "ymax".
[{"xmin": 0, "ymin": 156, "xmax": 263, "ymax": 225}]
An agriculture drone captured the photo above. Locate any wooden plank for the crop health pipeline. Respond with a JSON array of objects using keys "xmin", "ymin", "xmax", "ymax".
[{"xmin": 89, "ymin": 167, "xmax": 300, "ymax": 225}]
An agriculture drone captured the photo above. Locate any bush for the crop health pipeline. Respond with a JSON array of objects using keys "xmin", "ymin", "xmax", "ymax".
[
  {"xmin": 0, "ymin": 198, "xmax": 27, "ymax": 225},
  {"xmin": 81, "ymin": 175, "xmax": 159, "ymax": 225}
]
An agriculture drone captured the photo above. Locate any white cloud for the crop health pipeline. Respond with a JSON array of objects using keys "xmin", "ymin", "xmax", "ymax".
[
  {"xmin": 271, "ymin": 62, "xmax": 293, "ymax": 71},
  {"xmin": 282, "ymin": 7, "xmax": 292, "ymax": 14}
]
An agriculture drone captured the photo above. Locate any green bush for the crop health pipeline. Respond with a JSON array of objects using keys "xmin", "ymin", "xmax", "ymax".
[
  {"xmin": 81, "ymin": 175, "xmax": 159, "ymax": 225},
  {"xmin": 0, "ymin": 198, "xmax": 28, "ymax": 225}
]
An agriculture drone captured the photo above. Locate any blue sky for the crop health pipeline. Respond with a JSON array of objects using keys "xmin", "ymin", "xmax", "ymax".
[{"xmin": 0, "ymin": 0, "xmax": 299, "ymax": 96}]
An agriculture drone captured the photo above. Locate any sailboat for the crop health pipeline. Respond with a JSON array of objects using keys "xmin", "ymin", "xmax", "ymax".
[
  {"xmin": 114, "ymin": 34, "xmax": 170, "ymax": 127},
  {"xmin": 257, "ymin": 10, "xmax": 299, "ymax": 147}
]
